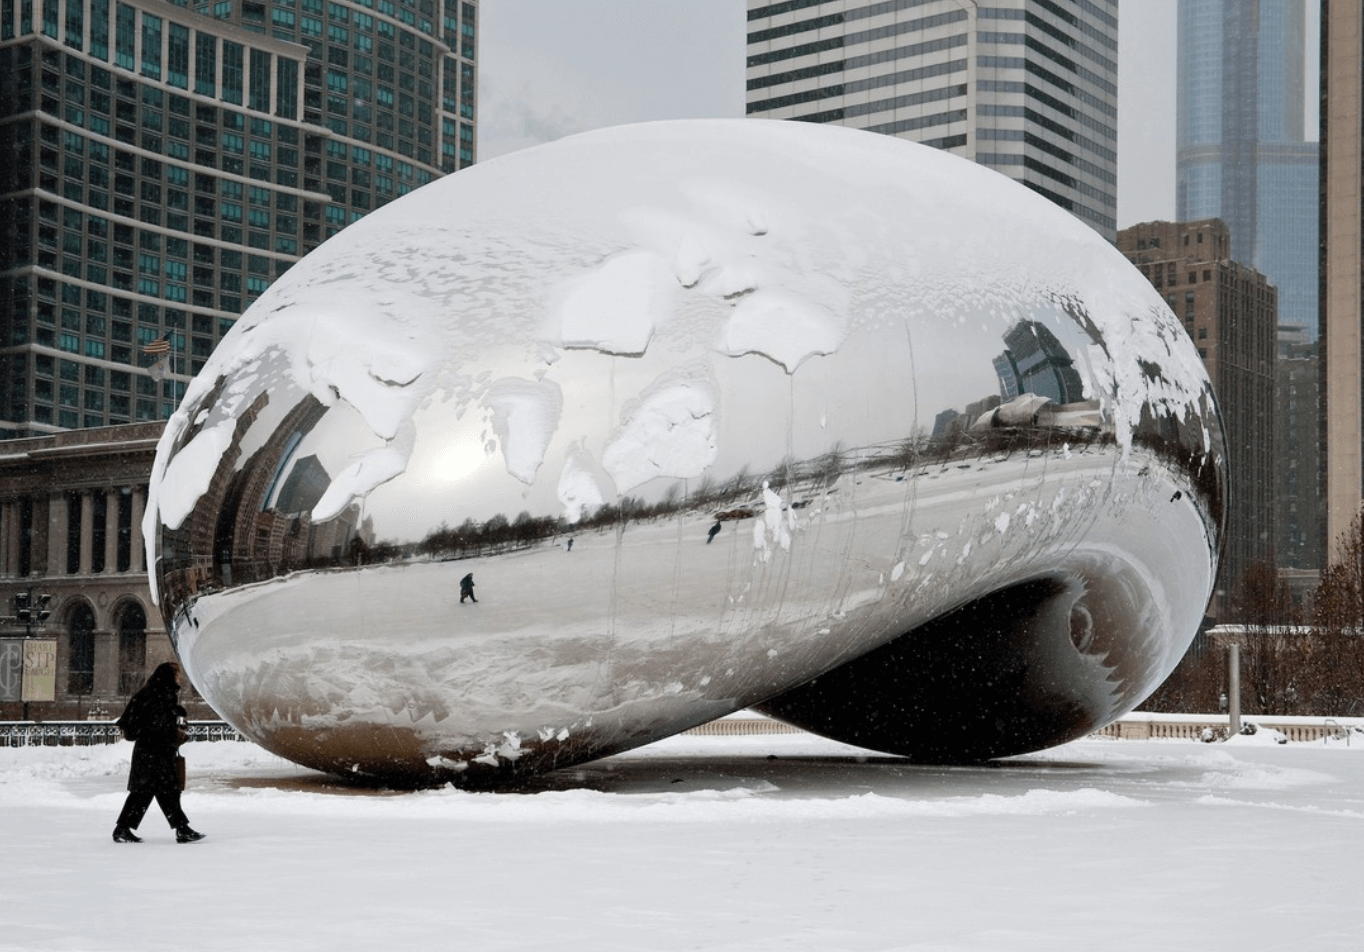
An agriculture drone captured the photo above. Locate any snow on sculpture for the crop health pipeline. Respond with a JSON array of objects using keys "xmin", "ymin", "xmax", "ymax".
[{"xmin": 145, "ymin": 120, "xmax": 1224, "ymax": 783}]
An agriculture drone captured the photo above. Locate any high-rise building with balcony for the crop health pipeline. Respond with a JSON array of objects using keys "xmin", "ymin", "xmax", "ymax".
[
  {"xmin": 1176, "ymin": 0, "xmax": 1318, "ymax": 336},
  {"xmin": 0, "ymin": 0, "xmax": 477, "ymax": 439},
  {"xmin": 744, "ymin": 0, "xmax": 1119, "ymax": 241}
]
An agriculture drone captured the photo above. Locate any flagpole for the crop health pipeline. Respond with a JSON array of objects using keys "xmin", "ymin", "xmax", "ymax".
[{"xmin": 140, "ymin": 331, "xmax": 173, "ymax": 392}]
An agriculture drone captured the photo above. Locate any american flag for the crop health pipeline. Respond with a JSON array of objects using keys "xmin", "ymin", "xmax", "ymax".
[{"xmin": 141, "ymin": 333, "xmax": 172, "ymax": 356}]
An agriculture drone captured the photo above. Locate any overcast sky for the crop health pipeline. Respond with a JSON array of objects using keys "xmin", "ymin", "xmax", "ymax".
[{"xmin": 477, "ymin": 1, "xmax": 1316, "ymax": 231}]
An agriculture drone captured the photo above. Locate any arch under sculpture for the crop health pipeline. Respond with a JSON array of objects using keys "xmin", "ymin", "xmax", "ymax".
[{"xmin": 144, "ymin": 121, "xmax": 1223, "ymax": 784}]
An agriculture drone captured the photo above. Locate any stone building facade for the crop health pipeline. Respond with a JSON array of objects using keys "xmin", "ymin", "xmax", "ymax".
[{"xmin": 0, "ymin": 420, "xmax": 213, "ymax": 718}]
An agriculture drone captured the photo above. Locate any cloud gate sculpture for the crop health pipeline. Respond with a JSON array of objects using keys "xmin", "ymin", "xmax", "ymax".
[{"xmin": 146, "ymin": 120, "xmax": 1223, "ymax": 784}]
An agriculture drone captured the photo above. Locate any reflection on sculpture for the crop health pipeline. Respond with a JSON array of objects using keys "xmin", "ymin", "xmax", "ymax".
[{"xmin": 145, "ymin": 120, "xmax": 1224, "ymax": 784}]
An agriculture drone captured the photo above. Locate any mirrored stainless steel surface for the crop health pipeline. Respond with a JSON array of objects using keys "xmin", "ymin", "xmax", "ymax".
[{"xmin": 145, "ymin": 120, "xmax": 1223, "ymax": 784}]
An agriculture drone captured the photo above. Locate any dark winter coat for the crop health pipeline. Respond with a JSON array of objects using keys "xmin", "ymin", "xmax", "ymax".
[{"xmin": 116, "ymin": 678, "xmax": 187, "ymax": 794}]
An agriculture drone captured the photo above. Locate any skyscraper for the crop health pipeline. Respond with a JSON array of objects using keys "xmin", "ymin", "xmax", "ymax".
[
  {"xmin": 0, "ymin": 0, "xmax": 477, "ymax": 439},
  {"xmin": 744, "ymin": 0, "xmax": 1119, "ymax": 241},
  {"xmin": 1275, "ymin": 329, "xmax": 1321, "ymax": 570},
  {"xmin": 1320, "ymin": 0, "xmax": 1362, "ymax": 558},
  {"xmin": 1176, "ymin": 0, "xmax": 1318, "ymax": 335}
]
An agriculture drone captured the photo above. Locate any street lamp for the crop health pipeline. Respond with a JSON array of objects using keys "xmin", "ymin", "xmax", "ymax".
[
  {"xmin": 14, "ymin": 591, "xmax": 53, "ymax": 632},
  {"xmin": 12, "ymin": 589, "xmax": 54, "ymax": 721}
]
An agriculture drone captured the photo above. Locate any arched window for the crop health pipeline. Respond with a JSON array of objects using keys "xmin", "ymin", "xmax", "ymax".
[
  {"xmin": 117, "ymin": 602, "xmax": 147, "ymax": 695},
  {"xmin": 67, "ymin": 604, "xmax": 96, "ymax": 695}
]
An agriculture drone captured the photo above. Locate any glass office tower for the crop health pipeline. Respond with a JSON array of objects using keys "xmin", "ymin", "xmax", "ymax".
[
  {"xmin": 1176, "ymin": 0, "xmax": 1318, "ymax": 335},
  {"xmin": 745, "ymin": 0, "xmax": 1120, "ymax": 241},
  {"xmin": 0, "ymin": 0, "xmax": 476, "ymax": 438}
]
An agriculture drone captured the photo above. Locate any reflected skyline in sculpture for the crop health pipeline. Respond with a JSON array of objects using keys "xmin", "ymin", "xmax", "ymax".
[
  {"xmin": 993, "ymin": 320, "xmax": 1087, "ymax": 406},
  {"xmin": 145, "ymin": 121, "xmax": 1224, "ymax": 784}
]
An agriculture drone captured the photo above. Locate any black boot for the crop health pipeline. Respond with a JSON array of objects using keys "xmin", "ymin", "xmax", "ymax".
[
  {"xmin": 112, "ymin": 826, "xmax": 142, "ymax": 843},
  {"xmin": 176, "ymin": 826, "xmax": 206, "ymax": 844}
]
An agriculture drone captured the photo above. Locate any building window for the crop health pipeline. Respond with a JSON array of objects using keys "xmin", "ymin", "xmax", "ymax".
[
  {"xmin": 249, "ymin": 49, "xmax": 272, "ymax": 111},
  {"xmin": 115, "ymin": 3, "xmax": 136, "ymax": 70},
  {"xmin": 222, "ymin": 41, "xmax": 244, "ymax": 104},
  {"xmin": 91, "ymin": 493, "xmax": 108, "ymax": 572},
  {"xmin": 65, "ymin": 492, "xmax": 81, "ymax": 574},
  {"xmin": 65, "ymin": 0, "xmax": 83, "ymax": 49},
  {"xmin": 91, "ymin": 0, "xmax": 110, "ymax": 58},
  {"xmin": 116, "ymin": 490, "xmax": 134, "ymax": 572},
  {"xmin": 69, "ymin": 604, "xmax": 96, "ymax": 694},
  {"xmin": 168, "ymin": 23, "xmax": 190, "ymax": 88},
  {"xmin": 195, "ymin": 33, "xmax": 217, "ymax": 96},
  {"xmin": 141, "ymin": 13, "xmax": 162, "ymax": 80},
  {"xmin": 276, "ymin": 58, "xmax": 298, "ymax": 118}
]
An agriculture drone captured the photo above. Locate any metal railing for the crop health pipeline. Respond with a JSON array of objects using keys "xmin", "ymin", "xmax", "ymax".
[
  {"xmin": 1089, "ymin": 717, "xmax": 1363, "ymax": 744},
  {"xmin": 0, "ymin": 721, "xmax": 245, "ymax": 747},
  {"xmin": 3, "ymin": 715, "xmax": 1359, "ymax": 748}
]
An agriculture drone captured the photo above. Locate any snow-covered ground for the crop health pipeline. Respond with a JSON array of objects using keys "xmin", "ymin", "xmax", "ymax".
[{"xmin": 4, "ymin": 727, "xmax": 1361, "ymax": 952}]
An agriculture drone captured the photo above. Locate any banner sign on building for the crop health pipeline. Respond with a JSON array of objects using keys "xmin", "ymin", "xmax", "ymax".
[
  {"xmin": 0, "ymin": 640, "xmax": 22, "ymax": 703},
  {"xmin": 22, "ymin": 640, "xmax": 57, "ymax": 703}
]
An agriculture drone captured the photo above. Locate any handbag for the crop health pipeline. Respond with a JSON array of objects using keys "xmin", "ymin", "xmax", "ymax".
[{"xmin": 174, "ymin": 754, "xmax": 187, "ymax": 791}]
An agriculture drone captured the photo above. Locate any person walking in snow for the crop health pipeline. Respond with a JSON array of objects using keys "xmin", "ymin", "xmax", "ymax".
[
  {"xmin": 112, "ymin": 662, "xmax": 205, "ymax": 844},
  {"xmin": 459, "ymin": 572, "xmax": 478, "ymax": 603}
]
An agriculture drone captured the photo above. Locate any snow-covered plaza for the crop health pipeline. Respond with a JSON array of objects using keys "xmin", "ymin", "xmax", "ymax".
[{"xmin": 3, "ymin": 723, "xmax": 1361, "ymax": 952}]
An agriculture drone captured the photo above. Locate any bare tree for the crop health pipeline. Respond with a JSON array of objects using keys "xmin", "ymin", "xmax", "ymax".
[
  {"xmin": 1305, "ymin": 506, "xmax": 1364, "ymax": 714},
  {"xmin": 1144, "ymin": 512, "xmax": 1364, "ymax": 716},
  {"xmin": 1140, "ymin": 646, "xmax": 1223, "ymax": 714},
  {"xmin": 1223, "ymin": 561, "xmax": 1304, "ymax": 714},
  {"xmin": 1315, "ymin": 506, "xmax": 1364, "ymax": 635}
]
